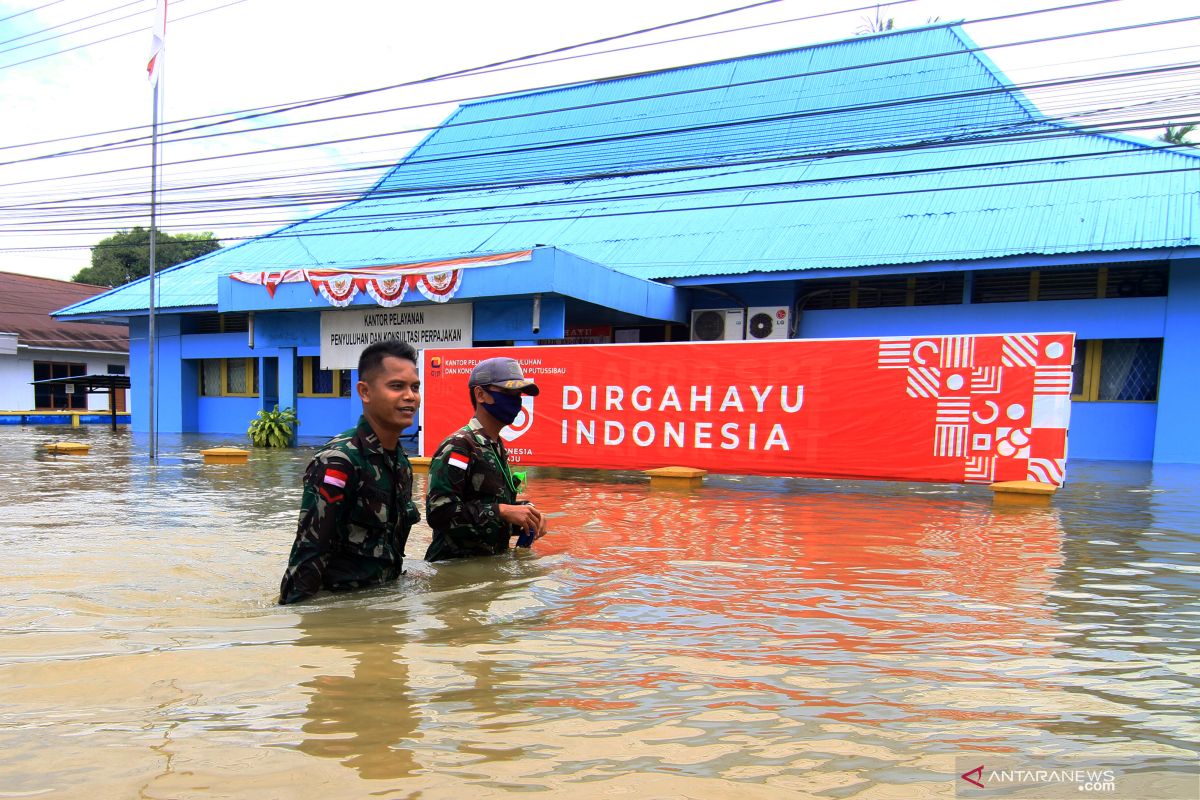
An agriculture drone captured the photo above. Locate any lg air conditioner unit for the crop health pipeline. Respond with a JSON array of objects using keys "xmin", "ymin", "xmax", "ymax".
[
  {"xmin": 745, "ymin": 306, "xmax": 791, "ymax": 340},
  {"xmin": 690, "ymin": 308, "xmax": 745, "ymax": 341}
]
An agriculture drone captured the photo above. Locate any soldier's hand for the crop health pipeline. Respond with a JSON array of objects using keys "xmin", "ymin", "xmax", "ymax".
[
  {"xmin": 499, "ymin": 503, "xmax": 544, "ymax": 535},
  {"xmin": 499, "ymin": 503, "xmax": 541, "ymax": 529}
]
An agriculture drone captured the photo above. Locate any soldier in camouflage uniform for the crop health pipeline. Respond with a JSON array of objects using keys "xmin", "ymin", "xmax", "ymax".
[
  {"xmin": 279, "ymin": 340, "xmax": 422, "ymax": 604},
  {"xmin": 424, "ymin": 357, "xmax": 547, "ymax": 562}
]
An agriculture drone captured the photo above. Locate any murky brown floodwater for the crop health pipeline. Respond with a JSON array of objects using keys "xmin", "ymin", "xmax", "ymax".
[{"xmin": 1, "ymin": 425, "xmax": 1197, "ymax": 799}]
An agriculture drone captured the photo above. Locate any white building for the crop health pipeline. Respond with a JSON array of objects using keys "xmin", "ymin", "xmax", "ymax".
[{"xmin": 0, "ymin": 272, "xmax": 129, "ymax": 414}]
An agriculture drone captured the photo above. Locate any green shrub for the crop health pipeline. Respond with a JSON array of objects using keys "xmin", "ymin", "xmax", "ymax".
[{"xmin": 247, "ymin": 405, "xmax": 299, "ymax": 448}]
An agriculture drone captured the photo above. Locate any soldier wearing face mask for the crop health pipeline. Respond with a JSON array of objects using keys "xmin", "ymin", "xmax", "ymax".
[{"xmin": 424, "ymin": 357, "xmax": 548, "ymax": 562}]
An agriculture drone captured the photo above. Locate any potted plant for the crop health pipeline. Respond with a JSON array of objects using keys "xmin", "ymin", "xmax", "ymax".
[{"xmin": 247, "ymin": 405, "xmax": 299, "ymax": 448}]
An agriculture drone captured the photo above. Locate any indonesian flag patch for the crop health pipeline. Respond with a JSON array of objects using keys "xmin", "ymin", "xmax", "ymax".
[
  {"xmin": 323, "ymin": 468, "xmax": 348, "ymax": 488},
  {"xmin": 447, "ymin": 453, "xmax": 469, "ymax": 471}
]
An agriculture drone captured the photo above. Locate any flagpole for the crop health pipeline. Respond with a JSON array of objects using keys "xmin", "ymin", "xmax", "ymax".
[
  {"xmin": 147, "ymin": 0, "xmax": 166, "ymax": 461},
  {"xmin": 148, "ymin": 78, "xmax": 160, "ymax": 460}
]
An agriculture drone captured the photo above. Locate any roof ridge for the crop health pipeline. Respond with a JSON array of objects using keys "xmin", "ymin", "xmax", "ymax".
[
  {"xmin": 461, "ymin": 20, "xmax": 973, "ymax": 109},
  {"xmin": 0, "ymin": 269, "xmax": 107, "ymax": 289}
]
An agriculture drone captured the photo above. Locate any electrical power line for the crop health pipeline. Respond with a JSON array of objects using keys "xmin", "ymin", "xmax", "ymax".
[
  {"xmin": 0, "ymin": 0, "xmax": 1113, "ymax": 158},
  {"xmin": 0, "ymin": 0, "xmax": 248, "ymax": 72},
  {"xmin": 0, "ymin": 0, "xmax": 70, "ymax": 25},
  {"xmin": 0, "ymin": 0, "xmax": 148, "ymax": 55},
  {"xmin": 3, "ymin": 47, "xmax": 1196, "ymax": 193},
  {"xmin": 1, "ymin": 1, "xmax": 1196, "ymax": 263}
]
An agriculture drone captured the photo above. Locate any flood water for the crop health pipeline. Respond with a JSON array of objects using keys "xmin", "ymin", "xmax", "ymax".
[{"xmin": 1, "ymin": 425, "xmax": 1197, "ymax": 799}]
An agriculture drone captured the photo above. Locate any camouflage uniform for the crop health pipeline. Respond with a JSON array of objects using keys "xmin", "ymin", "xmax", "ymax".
[
  {"xmin": 279, "ymin": 416, "xmax": 419, "ymax": 604},
  {"xmin": 424, "ymin": 417, "xmax": 521, "ymax": 562}
]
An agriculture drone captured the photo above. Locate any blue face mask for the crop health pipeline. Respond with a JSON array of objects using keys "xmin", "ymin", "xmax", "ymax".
[{"xmin": 483, "ymin": 390, "xmax": 523, "ymax": 426}]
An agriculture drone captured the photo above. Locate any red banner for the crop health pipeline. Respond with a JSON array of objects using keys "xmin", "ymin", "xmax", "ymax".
[{"xmin": 421, "ymin": 333, "xmax": 1075, "ymax": 485}]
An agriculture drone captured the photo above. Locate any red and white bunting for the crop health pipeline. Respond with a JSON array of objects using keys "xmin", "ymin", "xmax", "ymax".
[
  {"xmin": 226, "ymin": 250, "xmax": 532, "ymax": 308},
  {"xmin": 415, "ymin": 270, "xmax": 463, "ymax": 303}
]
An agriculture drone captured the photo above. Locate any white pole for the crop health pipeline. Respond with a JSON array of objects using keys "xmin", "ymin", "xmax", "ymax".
[{"xmin": 148, "ymin": 79, "xmax": 160, "ymax": 460}]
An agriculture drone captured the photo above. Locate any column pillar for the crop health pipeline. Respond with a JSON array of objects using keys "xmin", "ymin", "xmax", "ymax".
[{"xmin": 1153, "ymin": 258, "xmax": 1200, "ymax": 463}]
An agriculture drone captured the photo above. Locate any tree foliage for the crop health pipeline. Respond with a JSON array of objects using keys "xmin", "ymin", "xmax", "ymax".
[
  {"xmin": 855, "ymin": 10, "xmax": 894, "ymax": 35},
  {"xmin": 1158, "ymin": 124, "xmax": 1197, "ymax": 147},
  {"xmin": 72, "ymin": 227, "xmax": 222, "ymax": 287}
]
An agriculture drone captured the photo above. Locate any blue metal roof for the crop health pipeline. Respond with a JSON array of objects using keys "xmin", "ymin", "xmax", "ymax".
[{"xmin": 57, "ymin": 23, "xmax": 1199, "ymax": 318}]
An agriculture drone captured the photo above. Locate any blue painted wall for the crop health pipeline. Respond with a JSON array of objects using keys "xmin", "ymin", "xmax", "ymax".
[
  {"xmin": 130, "ymin": 314, "xmax": 195, "ymax": 433},
  {"xmin": 197, "ymin": 396, "xmax": 260, "ymax": 435},
  {"xmin": 296, "ymin": 396, "xmax": 356, "ymax": 437},
  {"xmin": 797, "ymin": 297, "xmax": 1167, "ymax": 339},
  {"xmin": 474, "ymin": 297, "xmax": 565, "ymax": 340},
  {"xmin": 1153, "ymin": 259, "xmax": 1200, "ymax": 464},
  {"xmin": 1067, "ymin": 402, "xmax": 1158, "ymax": 462},
  {"xmin": 130, "ymin": 261, "xmax": 1192, "ymax": 461}
]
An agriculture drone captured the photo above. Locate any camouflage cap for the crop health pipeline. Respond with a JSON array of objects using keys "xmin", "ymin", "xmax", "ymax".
[{"xmin": 468, "ymin": 357, "xmax": 539, "ymax": 395}]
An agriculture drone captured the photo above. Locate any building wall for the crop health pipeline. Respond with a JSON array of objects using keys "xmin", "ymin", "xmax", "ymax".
[
  {"xmin": 0, "ymin": 347, "xmax": 128, "ymax": 411},
  {"xmin": 1153, "ymin": 259, "xmax": 1200, "ymax": 464},
  {"xmin": 130, "ymin": 314, "xmax": 376, "ymax": 438},
  {"xmin": 128, "ymin": 261, "xmax": 1192, "ymax": 462}
]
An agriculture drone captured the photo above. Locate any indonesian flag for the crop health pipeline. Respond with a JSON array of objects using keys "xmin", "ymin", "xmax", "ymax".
[
  {"xmin": 323, "ymin": 468, "xmax": 348, "ymax": 489},
  {"xmin": 147, "ymin": 0, "xmax": 167, "ymax": 85},
  {"xmin": 447, "ymin": 453, "xmax": 469, "ymax": 471}
]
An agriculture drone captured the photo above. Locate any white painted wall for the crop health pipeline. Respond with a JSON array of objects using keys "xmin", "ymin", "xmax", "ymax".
[{"xmin": 0, "ymin": 346, "xmax": 129, "ymax": 412}]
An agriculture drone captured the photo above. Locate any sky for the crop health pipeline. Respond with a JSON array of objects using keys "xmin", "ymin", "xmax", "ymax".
[{"xmin": 0, "ymin": 0, "xmax": 1197, "ymax": 281}]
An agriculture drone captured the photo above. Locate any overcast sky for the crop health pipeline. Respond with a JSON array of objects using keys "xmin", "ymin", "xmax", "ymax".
[{"xmin": 1, "ymin": 0, "xmax": 1196, "ymax": 281}]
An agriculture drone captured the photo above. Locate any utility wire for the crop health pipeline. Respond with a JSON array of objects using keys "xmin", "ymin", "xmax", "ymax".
[
  {"xmin": 3, "ymin": 47, "xmax": 1196, "ymax": 190},
  {"xmin": 2, "ymin": 6, "xmax": 1189, "ymax": 201},
  {"xmin": 2, "ymin": 84, "xmax": 1197, "ymax": 224},
  {"xmin": 0, "ymin": 0, "xmax": 247, "ymax": 71},
  {"xmin": 0, "ymin": 0, "xmax": 148, "ymax": 54},
  {"xmin": 4, "ymin": 118, "xmax": 1197, "ymax": 239},
  {"xmin": 0, "ymin": 0, "xmax": 70, "ymax": 25},
  {"xmin": 0, "ymin": 0, "xmax": 1107, "ymax": 155},
  {"xmin": 8, "ymin": 134, "xmax": 1198, "ymax": 231}
]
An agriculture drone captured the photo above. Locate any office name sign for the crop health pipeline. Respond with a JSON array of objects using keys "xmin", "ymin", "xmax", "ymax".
[{"xmin": 320, "ymin": 304, "xmax": 472, "ymax": 370}]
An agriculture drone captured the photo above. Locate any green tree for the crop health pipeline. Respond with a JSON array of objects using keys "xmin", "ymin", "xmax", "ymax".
[
  {"xmin": 73, "ymin": 227, "xmax": 222, "ymax": 287},
  {"xmin": 1158, "ymin": 123, "xmax": 1197, "ymax": 147},
  {"xmin": 856, "ymin": 11, "xmax": 894, "ymax": 35}
]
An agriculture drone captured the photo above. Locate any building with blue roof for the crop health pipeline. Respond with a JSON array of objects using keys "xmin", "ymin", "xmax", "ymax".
[{"xmin": 54, "ymin": 23, "xmax": 1199, "ymax": 463}]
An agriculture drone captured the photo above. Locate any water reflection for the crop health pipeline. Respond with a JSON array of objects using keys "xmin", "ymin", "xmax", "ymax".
[
  {"xmin": 294, "ymin": 606, "xmax": 422, "ymax": 779},
  {"xmin": 1, "ymin": 425, "xmax": 1197, "ymax": 797}
]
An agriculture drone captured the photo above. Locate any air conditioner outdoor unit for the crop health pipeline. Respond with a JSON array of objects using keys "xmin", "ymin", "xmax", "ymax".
[
  {"xmin": 745, "ymin": 306, "xmax": 791, "ymax": 340},
  {"xmin": 690, "ymin": 308, "xmax": 744, "ymax": 341}
]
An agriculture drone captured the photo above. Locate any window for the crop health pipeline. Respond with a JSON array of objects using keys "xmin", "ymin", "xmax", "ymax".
[
  {"xmin": 1103, "ymin": 265, "xmax": 1169, "ymax": 298},
  {"xmin": 796, "ymin": 279, "xmax": 853, "ymax": 310},
  {"xmin": 33, "ymin": 361, "xmax": 87, "ymax": 410},
  {"xmin": 972, "ymin": 264, "xmax": 1168, "ymax": 304},
  {"xmin": 198, "ymin": 358, "xmax": 258, "ymax": 397},
  {"xmin": 854, "ymin": 276, "xmax": 909, "ymax": 308},
  {"xmin": 1072, "ymin": 339, "xmax": 1162, "ymax": 402},
  {"xmin": 972, "ymin": 270, "xmax": 1033, "ymax": 303},
  {"xmin": 796, "ymin": 274, "xmax": 964, "ymax": 310},
  {"xmin": 297, "ymin": 356, "xmax": 351, "ymax": 398},
  {"xmin": 1037, "ymin": 267, "xmax": 1102, "ymax": 301},
  {"xmin": 184, "ymin": 313, "xmax": 251, "ymax": 334},
  {"xmin": 106, "ymin": 364, "xmax": 125, "ymax": 375},
  {"xmin": 912, "ymin": 273, "xmax": 965, "ymax": 306}
]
